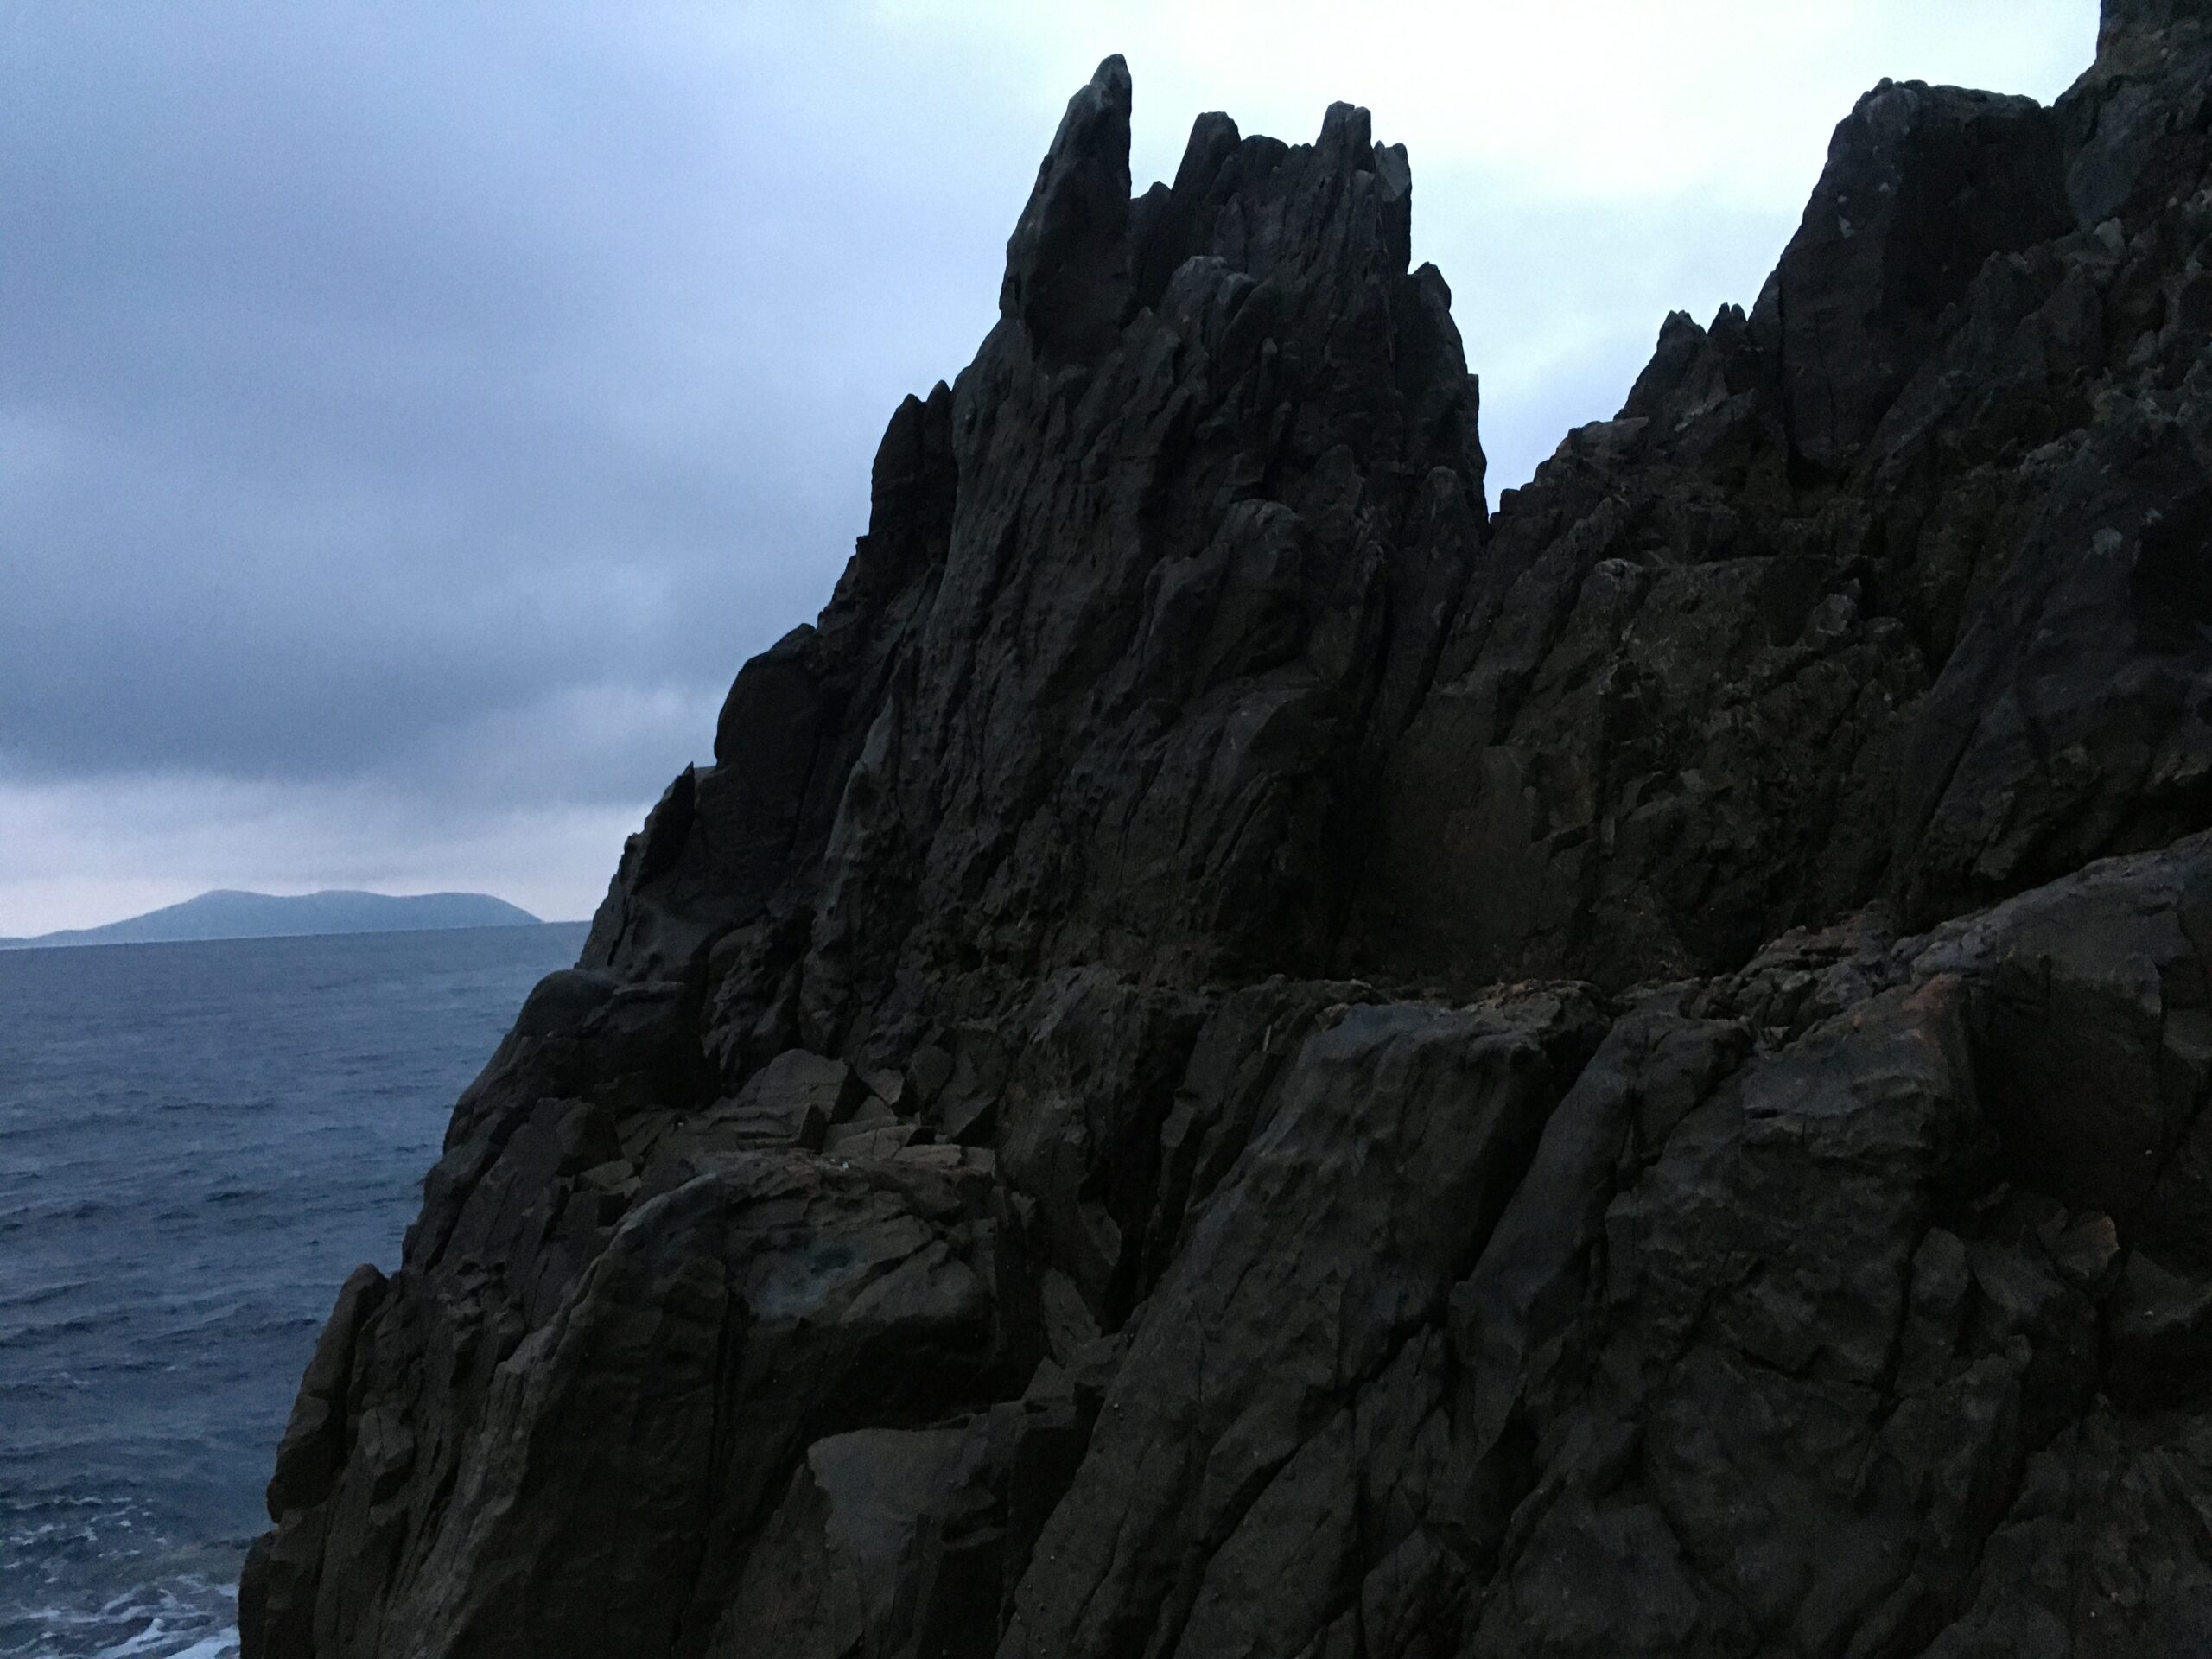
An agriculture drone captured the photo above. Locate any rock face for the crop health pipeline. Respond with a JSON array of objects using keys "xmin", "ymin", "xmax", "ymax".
[{"xmin": 245, "ymin": 6, "xmax": 2212, "ymax": 1655}]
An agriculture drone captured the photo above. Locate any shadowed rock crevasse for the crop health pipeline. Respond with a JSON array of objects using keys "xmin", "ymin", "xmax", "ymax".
[{"xmin": 245, "ymin": 7, "xmax": 2212, "ymax": 1653}]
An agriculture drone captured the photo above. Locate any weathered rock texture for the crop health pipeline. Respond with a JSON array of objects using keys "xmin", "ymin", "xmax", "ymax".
[{"xmin": 245, "ymin": 5, "xmax": 2212, "ymax": 1654}]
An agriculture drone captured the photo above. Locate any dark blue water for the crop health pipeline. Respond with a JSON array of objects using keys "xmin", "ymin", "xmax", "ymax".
[{"xmin": 0, "ymin": 923, "xmax": 588, "ymax": 1659}]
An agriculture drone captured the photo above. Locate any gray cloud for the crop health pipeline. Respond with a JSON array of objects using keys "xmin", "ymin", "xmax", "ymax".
[{"xmin": 3, "ymin": 5, "xmax": 1020, "ymax": 805}]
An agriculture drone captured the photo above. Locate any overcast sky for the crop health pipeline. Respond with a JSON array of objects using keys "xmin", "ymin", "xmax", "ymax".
[{"xmin": 3, "ymin": 2, "xmax": 2097, "ymax": 933}]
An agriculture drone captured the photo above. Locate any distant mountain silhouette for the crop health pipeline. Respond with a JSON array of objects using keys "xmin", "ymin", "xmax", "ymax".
[{"xmin": 0, "ymin": 889, "xmax": 543, "ymax": 949}]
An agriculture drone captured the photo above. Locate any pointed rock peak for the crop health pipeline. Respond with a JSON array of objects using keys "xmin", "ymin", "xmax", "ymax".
[
  {"xmin": 1085, "ymin": 52, "xmax": 1132, "ymax": 112},
  {"xmin": 1318, "ymin": 100, "xmax": 1374, "ymax": 164},
  {"xmin": 1000, "ymin": 55, "xmax": 1135, "ymax": 366},
  {"xmin": 1749, "ymin": 78, "xmax": 2068, "ymax": 474},
  {"xmin": 1172, "ymin": 109, "xmax": 1241, "ymax": 195}
]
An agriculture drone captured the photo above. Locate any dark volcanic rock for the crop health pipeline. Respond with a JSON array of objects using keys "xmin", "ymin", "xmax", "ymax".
[
  {"xmin": 1752, "ymin": 79, "xmax": 2072, "ymax": 479},
  {"xmin": 248, "ymin": 3, "xmax": 2212, "ymax": 1655}
]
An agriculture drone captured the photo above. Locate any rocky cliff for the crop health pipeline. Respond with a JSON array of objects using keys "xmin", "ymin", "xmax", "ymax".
[{"xmin": 243, "ymin": 5, "xmax": 2212, "ymax": 1654}]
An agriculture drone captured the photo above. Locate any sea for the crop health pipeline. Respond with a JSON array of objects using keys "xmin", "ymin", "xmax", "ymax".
[{"xmin": 0, "ymin": 922, "xmax": 589, "ymax": 1659}]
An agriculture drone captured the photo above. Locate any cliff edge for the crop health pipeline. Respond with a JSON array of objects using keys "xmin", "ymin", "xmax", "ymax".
[{"xmin": 245, "ymin": 5, "xmax": 2212, "ymax": 1653}]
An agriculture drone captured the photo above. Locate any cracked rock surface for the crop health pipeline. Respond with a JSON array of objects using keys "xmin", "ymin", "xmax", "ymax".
[{"xmin": 245, "ymin": 5, "xmax": 2212, "ymax": 1654}]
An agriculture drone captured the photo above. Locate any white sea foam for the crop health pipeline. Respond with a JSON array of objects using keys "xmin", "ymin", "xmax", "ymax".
[
  {"xmin": 90, "ymin": 1624, "xmax": 238, "ymax": 1659},
  {"xmin": 12, "ymin": 1573, "xmax": 239, "ymax": 1659}
]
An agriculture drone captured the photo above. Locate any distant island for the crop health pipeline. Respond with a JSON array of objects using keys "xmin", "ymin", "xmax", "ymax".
[{"xmin": 0, "ymin": 889, "xmax": 544, "ymax": 949}]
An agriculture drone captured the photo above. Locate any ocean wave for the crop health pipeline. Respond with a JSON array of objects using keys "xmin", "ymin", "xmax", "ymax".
[
  {"xmin": 3, "ymin": 926, "xmax": 584, "ymax": 1659},
  {"xmin": 6, "ymin": 1572, "xmax": 238, "ymax": 1659},
  {"xmin": 0, "ymin": 1276, "xmax": 96, "ymax": 1312}
]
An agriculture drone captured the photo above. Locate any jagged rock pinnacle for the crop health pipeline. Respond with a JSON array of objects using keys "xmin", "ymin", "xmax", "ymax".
[
  {"xmin": 1000, "ymin": 54, "xmax": 1134, "ymax": 365},
  {"xmin": 245, "ymin": 34, "xmax": 2212, "ymax": 1656}
]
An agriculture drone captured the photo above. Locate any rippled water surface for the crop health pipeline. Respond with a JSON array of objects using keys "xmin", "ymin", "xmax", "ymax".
[{"xmin": 0, "ymin": 924, "xmax": 588, "ymax": 1658}]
